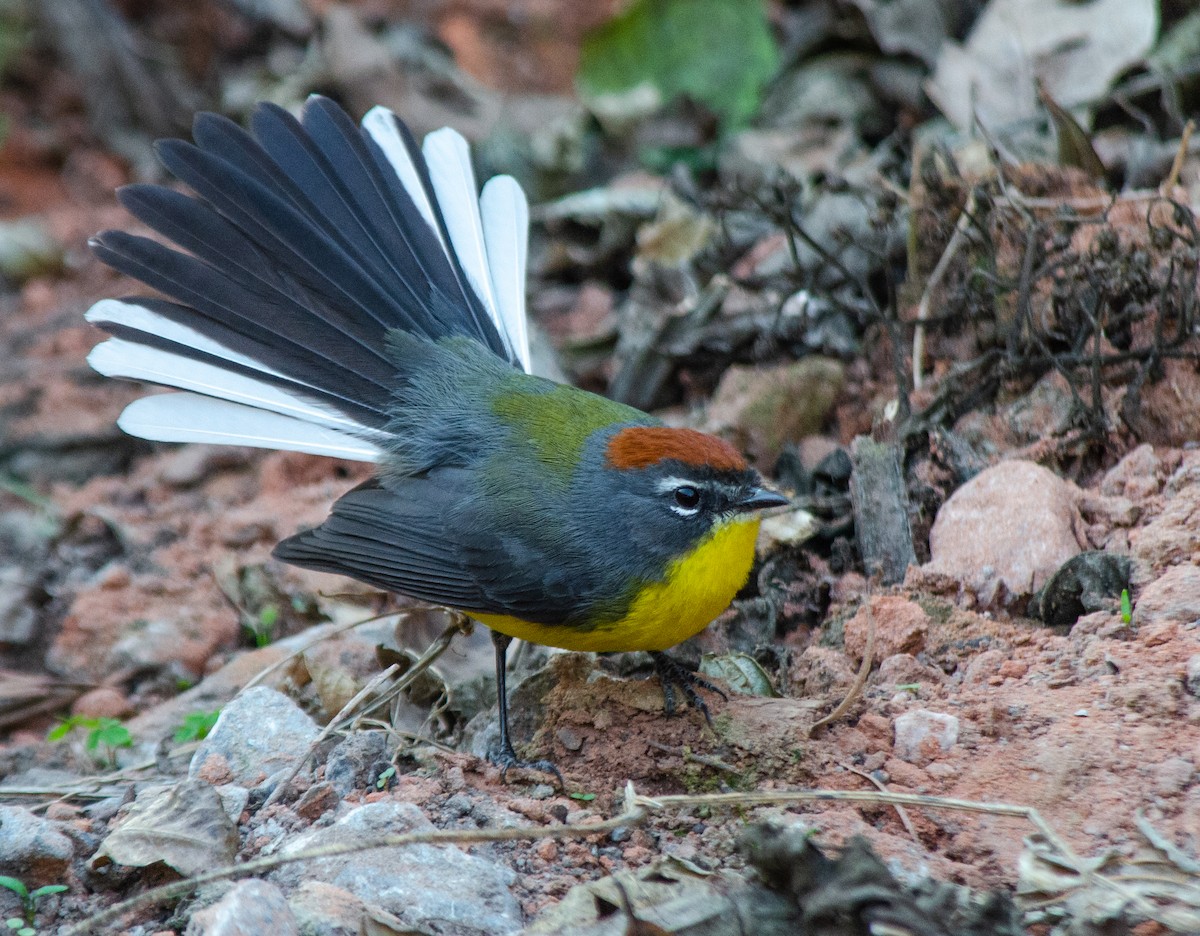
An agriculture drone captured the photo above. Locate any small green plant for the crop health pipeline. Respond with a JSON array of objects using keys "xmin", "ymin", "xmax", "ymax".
[
  {"xmin": 245, "ymin": 604, "xmax": 279, "ymax": 647},
  {"xmin": 47, "ymin": 716, "xmax": 132, "ymax": 766},
  {"xmin": 568, "ymin": 791, "xmax": 596, "ymax": 802},
  {"xmin": 375, "ymin": 766, "xmax": 397, "ymax": 790},
  {"xmin": 0, "ymin": 875, "xmax": 67, "ymax": 935},
  {"xmin": 578, "ymin": 0, "xmax": 778, "ymax": 132},
  {"xmin": 173, "ymin": 709, "xmax": 221, "ymax": 744},
  {"xmin": 1120, "ymin": 589, "xmax": 1133, "ymax": 624}
]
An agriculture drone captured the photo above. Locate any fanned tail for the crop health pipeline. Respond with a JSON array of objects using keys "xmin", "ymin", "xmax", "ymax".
[{"xmin": 86, "ymin": 96, "xmax": 532, "ymax": 460}]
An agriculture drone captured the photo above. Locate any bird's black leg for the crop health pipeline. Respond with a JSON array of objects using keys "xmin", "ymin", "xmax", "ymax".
[
  {"xmin": 490, "ymin": 630, "xmax": 563, "ymax": 786},
  {"xmin": 651, "ymin": 652, "xmax": 728, "ymax": 726}
]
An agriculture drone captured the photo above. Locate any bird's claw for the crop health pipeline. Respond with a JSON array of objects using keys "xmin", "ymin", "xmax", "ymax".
[
  {"xmin": 651, "ymin": 652, "xmax": 727, "ymax": 725},
  {"xmin": 491, "ymin": 745, "xmax": 564, "ymax": 788}
]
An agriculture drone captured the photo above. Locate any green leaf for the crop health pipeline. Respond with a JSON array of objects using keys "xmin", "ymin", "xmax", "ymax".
[
  {"xmin": 6, "ymin": 919, "xmax": 25, "ymax": 931},
  {"xmin": 46, "ymin": 719, "xmax": 76, "ymax": 742},
  {"xmin": 578, "ymin": 0, "xmax": 778, "ymax": 131},
  {"xmin": 375, "ymin": 766, "xmax": 397, "ymax": 790},
  {"xmin": 698, "ymin": 652, "xmax": 778, "ymax": 697},
  {"xmin": 569, "ymin": 792, "xmax": 596, "ymax": 802},
  {"xmin": 174, "ymin": 710, "xmax": 221, "ymax": 743},
  {"xmin": 1037, "ymin": 81, "xmax": 1106, "ymax": 181},
  {"xmin": 0, "ymin": 878, "xmax": 28, "ymax": 900},
  {"xmin": 27, "ymin": 885, "xmax": 67, "ymax": 900},
  {"xmin": 1121, "ymin": 588, "xmax": 1132, "ymax": 624},
  {"xmin": 86, "ymin": 719, "xmax": 131, "ymax": 751}
]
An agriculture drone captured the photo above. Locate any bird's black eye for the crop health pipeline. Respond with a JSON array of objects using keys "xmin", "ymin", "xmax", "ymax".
[{"xmin": 674, "ymin": 486, "xmax": 700, "ymax": 510}]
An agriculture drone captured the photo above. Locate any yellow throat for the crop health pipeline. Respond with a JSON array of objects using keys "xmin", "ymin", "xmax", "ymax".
[{"xmin": 475, "ymin": 515, "xmax": 762, "ymax": 653}]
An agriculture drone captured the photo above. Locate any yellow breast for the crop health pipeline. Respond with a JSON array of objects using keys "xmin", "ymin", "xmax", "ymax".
[{"xmin": 474, "ymin": 516, "xmax": 761, "ymax": 653}]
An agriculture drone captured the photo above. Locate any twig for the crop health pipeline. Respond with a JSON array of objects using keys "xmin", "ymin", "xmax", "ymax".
[
  {"xmin": 1162, "ymin": 119, "xmax": 1195, "ymax": 193},
  {"xmin": 67, "ymin": 780, "xmax": 1096, "ymax": 935},
  {"xmin": 348, "ymin": 612, "xmax": 470, "ymax": 721},
  {"xmin": 65, "ymin": 784, "xmax": 649, "ymax": 936},
  {"xmin": 645, "ymin": 741, "xmax": 741, "ymax": 775},
  {"xmin": 243, "ymin": 609, "xmax": 404, "ymax": 690},
  {"xmin": 626, "ymin": 786, "xmax": 1077, "ymax": 862},
  {"xmin": 808, "ymin": 595, "xmax": 875, "ymax": 737},
  {"xmin": 842, "ymin": 763, "xmax": 918, "ymax": 842},
  {"xmin": 261, "ymin": 614, "xmax": 469, "ymax": 808},
  {"xmin": 261, "ymin": 664, "xmax": 401, "ymax": 809},
  {"xmin": 913, "ymin": 188, "xmax": 978, "ymax": 389}
]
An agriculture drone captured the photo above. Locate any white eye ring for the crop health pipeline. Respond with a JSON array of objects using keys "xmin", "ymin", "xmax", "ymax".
[{"xmin": 657, "ymin": 476, "xmax": 702, "ymax": 517}]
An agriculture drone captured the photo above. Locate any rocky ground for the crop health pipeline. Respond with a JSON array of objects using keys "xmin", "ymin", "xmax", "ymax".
[{"xmin": 3, "ymin": 1, "xmax": 1200, "ymax": 934}]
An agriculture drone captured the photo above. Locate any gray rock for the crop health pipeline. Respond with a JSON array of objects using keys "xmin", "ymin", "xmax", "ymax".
[
  {"xmin": 893, "ymin": 710, "xmax": 959, "ymax": 765},
  {"xmin": 1153, "ymin": 757, "xmax": 1194, "ymax": 796},
  {"xmin": 0, "ymin": 571, "xmax": 36, "ymax": 644},
  {"xmin": 214, "ymin": 785, "xmax": 250, "ymax": 823},
  {"xmin": 0, "ymin": 217, "xmax": 63, "ymax": 283},
  {"xmin": 287, "ymin": 882, "xmax": 366, "ymax": 936},
  {"xmin": 184, "ymin": 880, "xmax": 299, "ymax": 936},
  {"xmin": 189, "ymin": 686, "xmax": 319, "ymax": 785},
  {"xmin": 0, "ymin": 806, "xmax": 75, "ymax": 881},
  {"xmin": 1186, "ymin": 656, "xmax": 1200, "ymax": 698},
  {"xmin": 324, "ymin": 730, "xmax": 392, "ymax": 797},
  {"xmin": 1034, "ymin": 551, "xmax": 1132, "ymax": 628},
  {"xmin": 758, "ymin": 54, "xmax": 888, "ymax": 136},
  {"xmin": 271, "ymin": 802, "xmax": 521, "ymax": 935}
]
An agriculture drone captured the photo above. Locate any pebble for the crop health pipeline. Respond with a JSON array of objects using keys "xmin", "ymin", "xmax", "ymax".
[
  {"xmin": 1133, "ymin": 566, "xmax": 1200, "ymax": 627},
  {"xmin": 214, "ymin": 785, "xmax": 250, "ymax": 824},
  {"xmin": 844, "ymin": 597, "xmax": 929, "ymax": 661},
  {"xmin": 185, "ymin": 880, "xmax": 298, "ymax": 935},
  {"xmin": 189, "ymin": 687, "xmax": 319, "ymax": 786},
  {"xmin": 893, "ymin": 710, "xmax": 959, "ymax": 765},
  {"xmin": 1186, "ymin": 656, "xmax": 1200, "ymax": 698},
  {"xmin": 0, "ymin": 574, "xmax": 36, "ymax": 645},
  {"xmin": 444, "ymin": 793, "xmax": 474, "ymax": 817},
  {"xmin": 0, "ymin": 806, "xmax": 75, "ymax": 880},
  {"xmin": 71, "ymin": 686, "xmax": 133, "ymax": 720},
  {"xmin": 286, "ymin": 882, "xmax": 366, "ymax": 936},
  {"xmin": 324, "ymin": 730, "xmax": 393, "ymax": 797},
  {"xmin": 1153, "ymin": 757, "xmax": 1194, "ymax": 796},
  {"xmin": 294, "ymin": 782, "xmax": 339, "ymax": 822},
  {"xmin": 925, "ymin": 761, "xmax": 959, "ymax": 780},
  {"xmin": 924, "ymin": 460, "xmax": 1083, "ymax": 605},
  {"xmin": 272, "ymin": 802, "xmax": 521, "ymax": 935}
]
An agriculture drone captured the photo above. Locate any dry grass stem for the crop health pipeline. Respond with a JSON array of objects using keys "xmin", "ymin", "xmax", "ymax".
[{"xmin": 63, "ymin": 779, "xmax": 1087, "ymax": 935}]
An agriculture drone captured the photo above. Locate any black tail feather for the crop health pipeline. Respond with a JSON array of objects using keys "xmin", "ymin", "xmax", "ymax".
[{"xmin": 88, "ymin": 96, "xmax": 519, "ymax": 438}]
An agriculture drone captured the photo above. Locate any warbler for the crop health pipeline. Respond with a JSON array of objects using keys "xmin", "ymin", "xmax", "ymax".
[{"xmin": 84, "ymin": 96, "xmax": 788, "ymax": 779}]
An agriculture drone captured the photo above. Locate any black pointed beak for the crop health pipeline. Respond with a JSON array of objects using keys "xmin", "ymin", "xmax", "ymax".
[{"xmin": 736, "ymin": 486, "xmax": 790, "ymax": 513}]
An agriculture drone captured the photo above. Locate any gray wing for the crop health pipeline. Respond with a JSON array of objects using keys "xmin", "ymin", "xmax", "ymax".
[{"xmin": 271, "ymin": 471, "xmax": 581, "ymax": 624}]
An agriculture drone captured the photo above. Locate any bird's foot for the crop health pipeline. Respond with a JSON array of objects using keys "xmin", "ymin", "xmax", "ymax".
[
  {"xmin": 651, "ymin": 652, "xmax": 728, "ymax": 725},
  {"xmin": 491, "ymin": 743, "xmax": 564, "ymax": 788}
]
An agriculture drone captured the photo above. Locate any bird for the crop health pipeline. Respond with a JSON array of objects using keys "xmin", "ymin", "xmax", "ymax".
[{"xmin": 84, "ymin": 95, "xmax": 789, "ymax": 781}]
